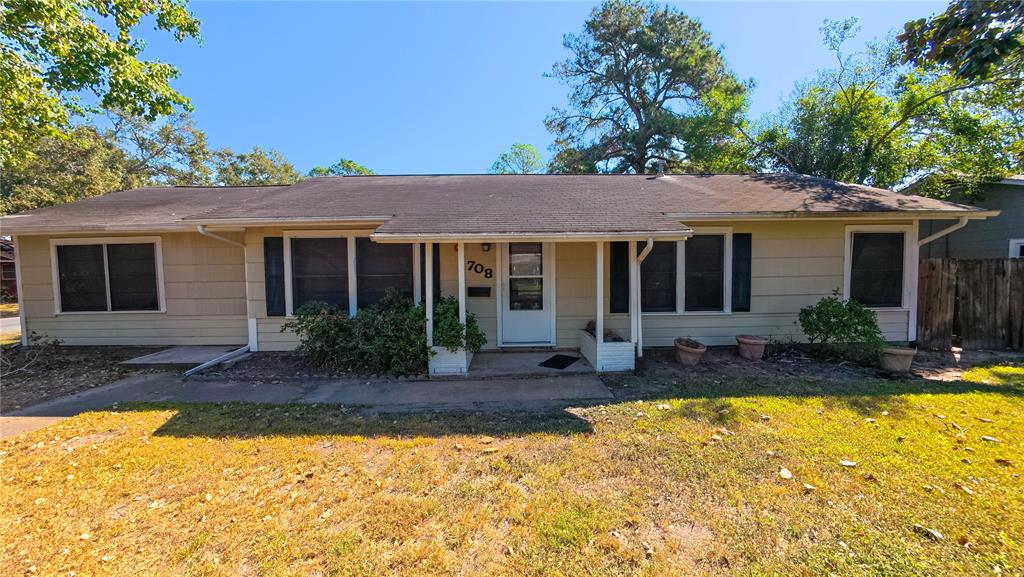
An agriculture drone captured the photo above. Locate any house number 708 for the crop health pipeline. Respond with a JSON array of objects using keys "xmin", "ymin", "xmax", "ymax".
[{"xmin": 466, "ymin": 260, "xmax": 493, "ymax": 278}]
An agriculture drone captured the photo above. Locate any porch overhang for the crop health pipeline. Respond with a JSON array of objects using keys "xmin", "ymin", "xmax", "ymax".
[{"xmin": 370, "ymin": 229, "xmax": 693, "ymax": 243}]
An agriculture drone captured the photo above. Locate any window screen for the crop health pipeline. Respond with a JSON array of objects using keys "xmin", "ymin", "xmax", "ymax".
[
  {"xmin": 356, "ymin": 238, "xmax": 413, "ymax": 308},
  {"xmin": 264, "ymin": 237, "xmax": 285, "ymax": 316},
  {"xmin": 640, "ymin": 242, "xmax": 676, "ymax": 312},
  {"xmin": 685, "ymin": 235, "xmax": 725, "ymax": 312},
  {"xmin": 107, "ymin": 243, "xmax": 158, "ymax": 311},
  {"xmin": 609, "ymin": 242, "xmax": 629, "ymax": 314},
  {"xmin": 850, "ymin": 232, "xmax": 904, "ymax": 308},
  {"xmin": 291, "ymin": 237, "xmax": 348, "ymax": 312},
  {"xmin": 56, "ymin": 244, "xmax": 107, "ymax": 312},
  {"xmin": 419, "ymin": 243, "xmax": 441, "ymax": 303},
  {"xmin": 731, "ymin": 233, "xmax": 752, "ymax": 312}
]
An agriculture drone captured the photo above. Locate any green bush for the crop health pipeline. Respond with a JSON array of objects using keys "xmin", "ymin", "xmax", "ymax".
[
  {"xmin": 798, "ymin": 295, "xmax": 886, "ymax": 360},
  {"xmin": 432, "ymin": 295, "xmax": 487, "ymax": 353},
  {"xmin": 281, "ymin": 290, "xmax": 430, "ymax": 375}
]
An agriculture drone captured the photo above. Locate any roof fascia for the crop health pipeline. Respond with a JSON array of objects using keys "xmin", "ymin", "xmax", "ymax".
[{"xmin": 663, "ymin": 210, "xmax": 1000, "ymax": 221}]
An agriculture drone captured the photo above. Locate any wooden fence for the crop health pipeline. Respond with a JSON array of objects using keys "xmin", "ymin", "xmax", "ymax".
[{"xmin": 918, "ymin": 258, "xmax": 1024, "ymax": 350}]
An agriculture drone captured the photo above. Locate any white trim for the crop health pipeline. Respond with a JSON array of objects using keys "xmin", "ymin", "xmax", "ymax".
[
  {"xmin": 843, "ymin": 225, "xmax": 917, "ymax": 318},
  {"xmin": 247, "ymin": 318, "xmax": 259, "ymax": 351},
  {"xmin": 12, "ymin": 236, "xmax": 28, "ymax": 346},
  {"xmin": 638, "ymin": 227, "xmax": 733, "ymax": 316},
  {"xmin": 1009, "ymin": 238, "xmax": 1024, "ymax": 259},
  {"xmin": 628, "ymin": 240, "xmax": 638, "ymax": 347},
  {"xmin": 596, "ymin": 241, "xmax": 604, "ymax": 346},
  {"xmin": 548, "ymin": 242, "xmax": 557, "ymax": 346},
  {"xmin": 49, "ymin": 236, "xmax": 166, "ymax": 315},
  {"xmin": 282, "ymin": 229, "xmax": 374, "ymax": 317},
  {"xmin": 412, "ymin": 243, "xmax": 422, "ymax": 305},
  {"xmin": 372, "ymin": 230, "xmax": 693, "ymax": 243},
  {"xmin": 909, "ymin": 220, "xmax": 920, "ymax": 341},
  {"xmin": 495, "ymin": 242, "xmax": 503, "ymax": 346},
  {"xmin": 425, "ymin": 243, "xmax": 434, "ymax": 347},
  {"xmin": 457, "ymin": 242, "xmax": 466, "ymax": 325},
  {"xmin": 496, "ymin": 241, "xmax": 555, "ymax": 347},
  {"xmin": 663, "ymin": 211, "xmax": 1000, "ymax": 221}
]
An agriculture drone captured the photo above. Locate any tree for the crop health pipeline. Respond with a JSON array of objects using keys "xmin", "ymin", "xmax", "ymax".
[
  {"xmin": 751, "ymin": 18, "xmax": 1023, "ymax": 197},
  {"xmin": 900, "ymin": 0, "xmax": 1023, "ymax": 81},
  {"xmin": 490, "ymin": 143, "xmax": 545, "ymax": 174},
  {"xmin": 212, "ymin": 147, "xmax": 302, "ymax": 186},
  {"xmin": 545, "ymin": 0, "xmax": 749, "ymax": 174},
  {"xmin": 1, "ymin": 0, "xmax": 202, "ymax": 167},
  {"xmin": 308, "ymin": 158, "xmax": 375, "ymax": 177},
  {"xmin": 105, "ymin": 111, "xmax": 216, "ymax": 187}
]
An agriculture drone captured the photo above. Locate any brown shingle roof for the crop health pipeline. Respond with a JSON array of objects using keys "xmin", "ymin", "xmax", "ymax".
[{"xmin": 0, "ymin": 173, "xmax": 992, "ymax": 236}]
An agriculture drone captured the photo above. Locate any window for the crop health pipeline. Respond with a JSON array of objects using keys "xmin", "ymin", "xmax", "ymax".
[
  {"xmin": 508, "ymin": 242, "xmax": 543, "ymax": 310},
  {"xmin": 846, "ymin": 229, "xmax": 908, "ymax": 308},
  {"xmin": 356, "ymin": 238, "xmax": 413, "ymax": 308},
  {"xmin": 51, "ymin": 239, "xmax": 162, "ymax": 313},
  {"xmin": 289, "ymin": 237, "xmax": 348, "ymax": 312},
  {"xmin": 1, "ymin": 262, "xmax": 14, "ymax": 280},
  {"xmin": 684, "ymin": 235, "xmax": 725, "ymax": 312},
  {"xmin": 1011, "ymin": 239, "xmax": 1024, "ymax": 259},
  {"xmin": 264, "ymin": 238, "xmax": 286, "ymax": 316},
  {"xmin": 608, "ymin": 230, "xmax": 741, "ymax": 314},
  {"xmin": 640, "ymin": 242, "xmax": 677, "ymax": 312}
]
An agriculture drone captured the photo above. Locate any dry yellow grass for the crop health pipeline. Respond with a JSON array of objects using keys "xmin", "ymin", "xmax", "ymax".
[
  {"xmin": 1, "ymin": 372, "xmax": 1021, "ymax": 576},
  {"xmin": 0, "ymin": 303, "xmax": 19, "ymax": 318}
]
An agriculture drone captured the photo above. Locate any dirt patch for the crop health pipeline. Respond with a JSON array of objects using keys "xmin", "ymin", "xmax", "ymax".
[
  {"xmin": 0, "ymin": 346, "xmax": 166, "ymax": 412},
  {"xmin": 194, "ymin": 351, "xmax": 418, "ymax": 383}
]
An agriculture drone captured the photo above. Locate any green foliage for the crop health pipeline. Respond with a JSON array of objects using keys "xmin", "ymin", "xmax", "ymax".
[
  {"xmin": 211, "ymin": 146, "xmax": 302, "ymax": 186},
  {"xmin": 798, "ymin": 295, "xmax": 886, "ymax": 360},
  {"xmin": 490, "ymin": 143, "xmax": 545, "ymax": 174},
  {"xmin": 0, "ymin": 0, "xmax": 202, "ymax": 167},
  {"xmin": 432, "ymin": 296, "xmax": 486, "ymax": 353},
  {"xmin": 752, "ymin": 18, "xmax": 1023, "ymax": 196},
  {"xmin": 545, "ymin": 0, "xmax": 750, "ymax": 174},
  {"xmin": 900, "ymin": 0, "xmax": 1023, "ymax": 81},
  {"xmin": 281, "ymin": 291, "xmax": 430, "ymax": 375},
  {"xmin": 308, "ymin": 158, "xmax": 375, "ymax": 177}
]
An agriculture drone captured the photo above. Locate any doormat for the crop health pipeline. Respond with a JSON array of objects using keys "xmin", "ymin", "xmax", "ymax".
[{"xmin": 539, "ymin": 354, "xmax": 580, "ymax": 370}]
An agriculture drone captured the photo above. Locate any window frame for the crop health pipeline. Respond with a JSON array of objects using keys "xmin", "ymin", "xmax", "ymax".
[
  {"xmin": 49, "ymin": 236, "xmax": 165, "ymax": 315},
  {"xmin": 843, "ymin": 224, "xmax": 916, "ymax": 310},
  {"xmin": 1010, "ymin": 238, "xmax": 1024, "ymax": 259},
  {"xmin": 639, "ymin": 227, "xmax": 733, "ymax": 316},
  {"xmin": 282, "ymin": 230, "xmax": 418, "ymax": 317}
]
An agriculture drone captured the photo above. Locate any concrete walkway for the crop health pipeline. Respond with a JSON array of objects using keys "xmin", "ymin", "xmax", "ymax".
[{"xmin": 1, "ymin": 372, "xmax": 614, "ymax": 438}]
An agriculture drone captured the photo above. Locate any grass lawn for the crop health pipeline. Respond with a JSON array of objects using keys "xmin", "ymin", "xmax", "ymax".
[
  {"xmin": 0, "ymin": 302, "xmax": 18, "ymax": 318},
  {"xmin": 0, "ymin": 332, "xmax": 19, "ymax": 347},
  {"xmin": 1, "ymin": 370, "xmax": 1021, "ymax": 576}
]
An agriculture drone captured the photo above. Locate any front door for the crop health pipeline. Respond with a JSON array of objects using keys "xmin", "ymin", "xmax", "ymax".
[{"xmin": 500, "ymin": 242, "xmax": 553, "ymax": 345}]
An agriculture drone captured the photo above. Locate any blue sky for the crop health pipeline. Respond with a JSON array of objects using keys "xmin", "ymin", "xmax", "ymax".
[{"xmin": 136, "ymin": 1, "xmax": 947, "ymax": 174}]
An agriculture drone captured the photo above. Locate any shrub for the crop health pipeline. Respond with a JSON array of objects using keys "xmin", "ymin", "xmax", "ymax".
[
  {"xmin": 798, "ymin": 295, "xmax": 886, "ymax": 360},
  {"xmin": 281, "ymin": 290, "xmax": 430, "ymax": 375},
  {"xmin": 432, "ymin": 295, "xmax": 487, "ymax": 353}
]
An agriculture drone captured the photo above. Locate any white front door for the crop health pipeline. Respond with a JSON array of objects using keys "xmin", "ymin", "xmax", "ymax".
[{"xmin": 500, "ymin": 242, "xmax": 554, "ymax": 345}]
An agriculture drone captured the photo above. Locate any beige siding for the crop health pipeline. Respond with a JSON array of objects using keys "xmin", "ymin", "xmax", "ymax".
[
  {"xmin": 439, "ymin": 243, "xmax": 498, "ymax": 350},
  {"xmin": 19, "ymin": 232, "xmax": 247, "ymax": 345}
]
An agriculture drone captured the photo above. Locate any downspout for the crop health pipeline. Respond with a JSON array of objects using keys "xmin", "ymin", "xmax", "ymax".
[
  {"xmin": 917, "ymin": 216, "xmax": 969, "ymax": 248},
  {"xmin": 195, "ymin": 225, "xmax": 256, "ymax": 352},
  {"xmin": 635, "ymin": 238, "xmax": 655, "ymax": 357}
]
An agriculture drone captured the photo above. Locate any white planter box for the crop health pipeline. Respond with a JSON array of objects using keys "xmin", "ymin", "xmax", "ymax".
[
  {"xmin": 429, "ymin": 346, "xmax": 473, "ymax": 376},
  {"xmin": 578, "ymin": 329, "xmax": 635, "ymax": 372}
]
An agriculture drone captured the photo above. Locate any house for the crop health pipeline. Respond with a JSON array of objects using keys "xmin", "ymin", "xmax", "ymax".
[
  {"xmin": 0, "ymin": 238, "xmax": 16, "ymax": 300},
  {"xmin": 919, "ymin": 175, "xmax": 1023, "ymax": 259},
  {"xmin": 0, "ymin": 173, "xmax": 997, "ymax": 374}
]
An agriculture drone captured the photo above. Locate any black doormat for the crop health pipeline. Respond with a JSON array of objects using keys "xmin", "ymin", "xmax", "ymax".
[{"xmin": 538, "ymin": 354, "xmax": 580, "ymax": 370}]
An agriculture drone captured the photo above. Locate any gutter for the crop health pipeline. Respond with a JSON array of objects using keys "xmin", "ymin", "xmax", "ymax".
[
  {"xmin": 183, "ymin": 345, "xmax": 251, "ymax": 377},
  {"xmin": 635, "ymin": 238, "xmax": 655, "ymax": 358},
  {"xmin": 917, "ymin": 216, "xmax": 970, "ymax": 247},
  {"xmin": 196, "ymin": 225, "xmax": 245, "ymax": 248},
  {"xmin": 195, "ymin": 225, "xmax": 257, "ymax": 350}
]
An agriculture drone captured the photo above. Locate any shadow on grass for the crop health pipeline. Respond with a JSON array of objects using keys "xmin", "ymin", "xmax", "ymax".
[{"xmin": 119, "ymin": 402, "xmax": 596, "ymax": 439}]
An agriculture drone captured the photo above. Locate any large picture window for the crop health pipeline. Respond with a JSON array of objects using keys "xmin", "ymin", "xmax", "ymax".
[
  {"xmin": 639, "ymin": 242, "xmax": 677, "ymax": 312},
  {"xmin": 52, "ymin": 239, "xmax": 162, "ymax": 313},
  {"xmin": 290, "ymin": 237, "xmax": 348, "ymax": 312},
  {"xmin": 684, "ymin": 235, "xmax": 725, "ymax": 312},
  {"xmin": 847, "ymin": 231, "xmax": 906, "ymax": 308}
]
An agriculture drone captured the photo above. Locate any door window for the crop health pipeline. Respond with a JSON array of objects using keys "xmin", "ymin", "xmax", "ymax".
[{"xmin": 508, "ymin": 243, "xmax": 543, "ymax": 310}]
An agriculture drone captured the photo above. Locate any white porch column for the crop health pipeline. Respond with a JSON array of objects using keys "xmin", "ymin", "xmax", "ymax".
[
  {"xmin": 595, "ymin": 241, "xmax": 604, "ymax": 344},
  {"xmin": 425, "ymin": 242, "xmax": 434, "ymax": 346},
  {"xmin": 628, "ymin": 239, "xmax": 638, "ymax": 350},
  {"xmin": 412, "ymin": 242, "xmax": 422, "ymax": 305},
  {"xmin": 457, "ymin": 242, "xmax": 467, "ymax": 324}
]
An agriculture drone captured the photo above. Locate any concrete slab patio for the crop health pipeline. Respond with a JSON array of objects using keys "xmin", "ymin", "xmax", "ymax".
[
  {"xmin": 120, "ymin": 345, "xmax": 241, "ymax": 369},
  {"xmin": 1, "ymin": 372, "xmax": 614, "ymax": 438}
]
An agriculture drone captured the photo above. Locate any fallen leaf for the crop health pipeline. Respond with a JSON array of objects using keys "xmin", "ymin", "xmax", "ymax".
[
  {"xmin": 709, "ymin": 434, "xmax": 723, "ymax": 442},
  {"xmin": 839, "ymin": 460, "xmax": 857, "ymax": 468},
  {"xmin": 454, "ymin": 443, "xmax": 464, "ymax": 451},
  {"xmin": 995, "ymin": 458, "xmax": 1013, "ymax": 467},
  {"xmin": 759, "ymin": 415, "xmax": 771, "ymax": 422},
  {"xmin": 981, "ymin": 436, "xmax": 1000, "ymax": 443},
  {"xmin": 802, "ymin": 483, "xmax": 816, "ymax": 493},
  {"xmin": 912, "ymin": 524, "xmax": 944, "ymax": 541},
  {"xmin": 955, "ymin": 483, "xmax": 974, "ymax": 496},
  {"xmin": 479, "ymin": 436, "xmax": 495, "ymax": 445},
  {"xmin": 865, "ymin": 418, "xmax": 876, "ymax": 424},
  {"xmin": 977, "ymin": 417, "xmax": 994, "ymax": 423},
  {"xmin": 779, "ymin": 468, "xmax": 793, "ymax": 480},
  {"xmin": 482, "ymin": 447, "xmax": 499, "ymax": 454}
]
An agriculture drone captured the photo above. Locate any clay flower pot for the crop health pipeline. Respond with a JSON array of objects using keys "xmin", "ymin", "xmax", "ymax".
[
  {"xmin": 735, "ymin": 334, "xmax": 768, "ymax": 361},
  {"xmin": 674, "ymin": 337, "xmax": 706, "ymax": 366},
  {"xmin": 879, "ymin": 346, "xmax": 917, "ymax": 373}
]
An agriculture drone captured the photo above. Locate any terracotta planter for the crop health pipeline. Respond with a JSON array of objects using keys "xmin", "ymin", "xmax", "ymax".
[
  {"xmin": 735, "ymin": 334, "xmax": 768, "ymax": 361},
  {"xmin": 879, "ymin": 346, "xmax": 917, "ymax": 373},
  {"xmin": 674, "ymin": 337, "xmax": 706, "ymax": 366}
]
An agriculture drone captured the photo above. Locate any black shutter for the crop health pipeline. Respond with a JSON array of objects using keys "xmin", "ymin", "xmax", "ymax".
[
  {"xmin": 107, "ymin": 243, "xmax": 159, "ymax": 311},
  {"xmin": 264, "ymin": 237, "xmax": 285, "ymax": 316},
  {"xmin": 418, "ymin": 244, "xmax": 441, "ymax": 304},
  {"xmin": 609, "ymin": 242, "xmax": 629, "ymax": 313},
  {"xmin": 56, "ymin": 244, "xmax": 107, "ymax": 312},
  {"xmin": 356, "ymin": 238, "xmax": 413, "ymax": 308},
  {"xmin": 731, "ymin": 233, "xmax": 752, "ymax": 312}
]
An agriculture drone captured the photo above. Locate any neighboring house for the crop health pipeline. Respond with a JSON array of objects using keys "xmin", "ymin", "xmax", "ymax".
[
  {"xmin": 0, "ymin": 173, "xmax": 996, "ymax": 373},
  {"xmin": 919, "ymin": 175, "xmax": 1024, "ymax": 259},
  {"xmin": 0, "ymin": 238, "xmax": 17, "ymax": 299}
]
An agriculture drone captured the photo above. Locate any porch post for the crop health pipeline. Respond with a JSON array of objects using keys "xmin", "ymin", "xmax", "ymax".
[
  {"xmin": 595, "ymin": 241, "xmax": 604, "ymax": 344},
  {"xmin": 628, "ymin": 239, "xmax": 638, "ymax": 351},
  {"xmin": 457, "ymin": 242, "xmax": 467, "ymax": 325},
  {"xmin": 425, "ymin": 242, "xmax": 434, "ymax": 347},
  {"xmin": 412, "ymin": 242, "xmax": 421, "ymax": 306}
]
